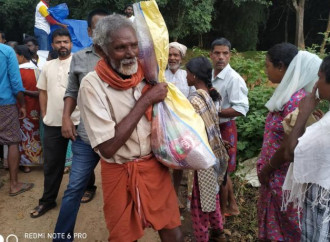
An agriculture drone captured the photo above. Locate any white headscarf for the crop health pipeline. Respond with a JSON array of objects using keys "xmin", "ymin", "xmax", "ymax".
[
  {"xmin": 169, "ymin": 42, "xmax": 187, "ymax": 57},
  {"xmin": 265, "ymin": 51, "xmax": 322, "ymax": 112}
]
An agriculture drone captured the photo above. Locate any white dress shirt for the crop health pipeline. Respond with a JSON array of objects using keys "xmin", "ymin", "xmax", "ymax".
[
  {"xmin": 165, "ymin": 69, "xmax": 195, "ymax": 98},
  {"xmin": 212, "ymin": 64, "xmax": 249, "ymax": 123}
]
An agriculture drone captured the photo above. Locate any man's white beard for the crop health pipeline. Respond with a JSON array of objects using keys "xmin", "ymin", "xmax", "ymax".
[
  {"xmin": 110, "ymin": 57, "xmax": 138, "ymax": 76},
  {"xmin": 168, "ymin": 62, "xmax": 180, "ymax": 71}
]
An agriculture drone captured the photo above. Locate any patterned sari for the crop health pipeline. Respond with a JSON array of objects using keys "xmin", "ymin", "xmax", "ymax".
[{"xmin": 18, "ymin": 62, "xmax": 43, "ymax": 166}]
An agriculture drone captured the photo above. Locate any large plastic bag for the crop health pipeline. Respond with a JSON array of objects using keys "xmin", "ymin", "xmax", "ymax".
[
  {"xmin": 48, "ymin": 3, "xmax": 69, "ymax": 21},
  {"xmin": 134, "ymin": 0, "xmax": 216, "ymax": 169},
  {"xmin": 151, "ymin": 87, "xmax": 217, "ymax": 169},
  {"xmin": 49, "ymin": 4, "xmax": 92, "ymax": 53}
]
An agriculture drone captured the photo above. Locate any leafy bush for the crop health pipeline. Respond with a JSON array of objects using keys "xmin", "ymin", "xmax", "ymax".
[
  {"xmin": 236, "ymin": 87, "xmax": 329, "ymax": 163},
  {"xmin": 230, "ymin": 50, "xmax": 268, "ymax": 88},
  {"xmin": 236, "ymin": 86, "xmax": 274, "ymax": 162}
]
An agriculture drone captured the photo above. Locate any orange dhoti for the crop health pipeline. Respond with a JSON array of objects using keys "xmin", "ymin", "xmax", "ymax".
[{"xmin": 101, "ymin": 154, "xmax": 181, "ymax": 242}]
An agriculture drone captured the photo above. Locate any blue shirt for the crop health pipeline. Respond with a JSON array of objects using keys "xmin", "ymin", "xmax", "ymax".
[{"xmin": 0, "ymin": 44, "xmax": 25, "ymax": 105}]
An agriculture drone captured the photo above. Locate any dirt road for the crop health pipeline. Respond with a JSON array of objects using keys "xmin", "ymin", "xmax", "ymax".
[{"xmin": 0, "ymin": 164, "xmax": 161, "ymax": 242}]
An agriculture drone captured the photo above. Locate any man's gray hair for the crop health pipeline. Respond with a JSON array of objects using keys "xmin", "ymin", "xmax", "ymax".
[{"xmin": 93, "ymin": 14, "xmax": 134, "ymax": 54}]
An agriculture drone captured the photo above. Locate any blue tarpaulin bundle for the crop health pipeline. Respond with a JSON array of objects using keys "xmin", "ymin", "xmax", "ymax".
[{"xmin": 48, "ymin": 3, "xmax": 92, "ymax": 52}]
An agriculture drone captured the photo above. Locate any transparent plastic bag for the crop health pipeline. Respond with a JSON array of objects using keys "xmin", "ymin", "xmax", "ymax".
[
  {"xmin": 134, "ymin": 0, "xmax": 216, "ymax": 169},
  {"xmin": 133, "ymin": 3, "xmax": 158, "ymax": 82},
  {"xmin": 152, "ymin": 101, "xmax": 216, "ymax": 169}
]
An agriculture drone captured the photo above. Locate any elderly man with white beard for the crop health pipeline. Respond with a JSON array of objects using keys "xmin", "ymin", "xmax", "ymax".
[
  {"xmin": 77, "ymin": 14, "xmax": 182, "ymax": 242},
  {"xmin": 165, "ymin": 42, "xmax": 195, "ymax": 97}
]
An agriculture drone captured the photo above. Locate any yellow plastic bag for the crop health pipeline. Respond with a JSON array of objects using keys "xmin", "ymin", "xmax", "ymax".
[{"xmin": 134, "ymin": 0, "xmax": 216, "ymax": 169}]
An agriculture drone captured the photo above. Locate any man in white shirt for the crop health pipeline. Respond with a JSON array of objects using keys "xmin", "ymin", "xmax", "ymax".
[
  {"xmin": 210, "ymin": 37, "xmax": 249, "ymax": 217},
  {"xmin": 124, "ymin": 4, "xmax": 135, "ymax": 22},
  {"xmin": 30, "ymin": 28, "xmax": 79, "ymax": 218},
  {"xmin": 165, "ymin": 42, "xmax": 194, "ymax": 98},
  {"xmin": 34, "ymin": 0, "xmax": 67, "ymax": 50}
]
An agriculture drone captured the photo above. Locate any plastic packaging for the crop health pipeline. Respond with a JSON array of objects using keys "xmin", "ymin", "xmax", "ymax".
[
  {"xmin": 134, "ymin": 0, "xmax": 216, "ymax": 169},
  {"xmin": 152, "ymin": 98, "xmax": 218, "ymax": 169},
  {"xmin": 49, "ymin": 3, "xmax": 92, "ymax": 53}
]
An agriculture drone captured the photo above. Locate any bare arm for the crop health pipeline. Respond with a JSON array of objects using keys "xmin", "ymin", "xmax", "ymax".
[
  {"xmin": 24, "ymin": 90, "xmax": 39, "ymax": 97},
  {"xmin": 55, "ymin": 22, "xmax": 68, "ymax": 28},
  {"xmin": 97, "ymin": 83, "xmax": 168, "ymax": 159},
  {"xmin": 219, "ymin": 107, "xmax": 243, "ymax": 118},
  {"xmin": 16, "ymin": 91, "xmax": 26, "ymax": 119},
  {"xmin": 62, "ymin": 97, "xmax": 77, "ymax": 140},
  {"xmin": 39, "ymin": 89, "xmax": 47, "ymax": 118}
]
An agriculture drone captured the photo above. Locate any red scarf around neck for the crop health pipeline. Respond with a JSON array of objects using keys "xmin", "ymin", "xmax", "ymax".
[{"xmin": 95, "ymin": 58, "xmax": 153, "ymax": 121}]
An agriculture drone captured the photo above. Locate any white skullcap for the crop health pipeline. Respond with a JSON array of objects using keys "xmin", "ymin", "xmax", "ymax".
[{"xmin": 169, "ymin": 42, "xmax": 187, "ymax": 57}]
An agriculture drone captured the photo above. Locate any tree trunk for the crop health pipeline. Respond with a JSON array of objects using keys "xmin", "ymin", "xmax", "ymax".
[
  {"xmin": 198, "ymin": 34, "xmax": 203, "ymax": 48},
  {"xmin": 284, "ymin": 7, "xmax": 289, "ymax": 42},
  {"xmin": 292, "ymin": 0, "xmax": 305, "ymax": 49},
  {"xmin": 320, "ymin": 11, "xmax": 330, "ymax": 55}
]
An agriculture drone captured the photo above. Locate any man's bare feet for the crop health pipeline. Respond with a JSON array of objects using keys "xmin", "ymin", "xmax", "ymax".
[
  {"xmin": 224, "ymin": 205, "xmax": 240, "ymax": 216},
  {"xmin": 9, "ymin": 182, "xmax": 34, "ymax": 196}
]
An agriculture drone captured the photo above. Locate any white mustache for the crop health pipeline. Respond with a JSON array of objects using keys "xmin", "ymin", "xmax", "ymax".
[{"xmin": 121, "ymin": 58, "xmax": 137, "ymax": 65}]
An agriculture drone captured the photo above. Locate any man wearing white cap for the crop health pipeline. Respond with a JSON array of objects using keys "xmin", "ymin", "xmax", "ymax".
[{"xmin": 165, "ymin": 42, "xmax": 195, "ymax": 97}]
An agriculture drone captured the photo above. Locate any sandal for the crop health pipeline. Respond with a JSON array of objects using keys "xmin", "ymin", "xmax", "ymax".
[
  {"xmin": 9, "ymin": 183, "xmax": 34, "ymax": 196},
  {"xmin": 30, "ymin": 203, "xmax": 56, "ymax": 218},
  {"xmin": 81, "ymin": 190, "xmax": 96, "ymax": 203}
]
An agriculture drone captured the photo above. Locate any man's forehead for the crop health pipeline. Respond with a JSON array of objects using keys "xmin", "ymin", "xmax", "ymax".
[
  {"xmin": 111, "ymin": 27, "xmax": 137, "ymax": 41},
  {"xmin": 213, "ymin": 45, "xmax": 230, "ymax": 52},
  {"xmin": 54, "ymin": 35, "xmax": 71, "ymax": 41},
  {"xmin": 169, "ymin": 47, "xmax": 181, "ymax": 54},
  {"xmin": 26, "ymin": 41, "xmax": 35, "ymax": 46}
]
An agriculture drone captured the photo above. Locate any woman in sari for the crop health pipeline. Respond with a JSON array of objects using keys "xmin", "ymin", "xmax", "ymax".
[
  {"xmin": 257, "ymin": 43, "xmax": 322, "ymax": 241},
  {"xmin": 15, "ymin": 45, "xmax": 43, "ymax": 172},
  {"xmin": 186, "ymin": 57, "xmax": 228, "ymax": 242}
]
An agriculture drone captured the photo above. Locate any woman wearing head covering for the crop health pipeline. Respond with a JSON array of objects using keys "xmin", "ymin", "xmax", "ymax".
[
  {"xmin": 257, "ymin": 43, "xmax": 322, "ymax": 241},
  {"xmin": 15, "ymin": 45, "xmax": 43, "ymax": 172},
  {"xmin": 186, "ymin": 57, "xmax": 228, "ymax": 242}
]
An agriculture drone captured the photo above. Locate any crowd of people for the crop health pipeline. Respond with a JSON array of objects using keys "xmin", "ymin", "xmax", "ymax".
[{"xmin": 1, "ymin": 1, "xmax": 330, "ymax": 242}]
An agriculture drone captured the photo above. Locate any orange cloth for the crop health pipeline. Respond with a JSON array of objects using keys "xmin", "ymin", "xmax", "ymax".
[
  {"xmin": 95, "ymin": 58, "xmax": 153, "ymax": 120},
  {"xmin": 101, "ymin": 155, "xmax": 181, "ymax": 242}
]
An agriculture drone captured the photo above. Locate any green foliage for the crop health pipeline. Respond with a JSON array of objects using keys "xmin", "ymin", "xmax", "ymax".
[
  {"xmin": 160, "ymin": 0, "xmax": 215, "ymax": 41},
  {"xmin": 0, "ymin": 0, "xmax": 38, "ymax": 37},
  {"xmin": 318, "ymin": 100, "xmax": 330, "ymax": 114},
  {"xmin": 212, "ymin": 0, "xmax": 269, "ymax": 50},
  {"xmin": 236, "ymin": 86, "xmax": 274, "ymax": 161},
  {"xmin": 232, "ymin": 0, "xmax": 272, "ymax": 6},
  {"xmin": 191, "ymin": 46, "xmax": 210, "ymax": 57},
  {"xmin": 305, "ymin": 32, "xmax": 330, "ymax": 58},
  {"xmin": 230, "ymin": 50, "xmax": 268, "ymax": 88}
]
